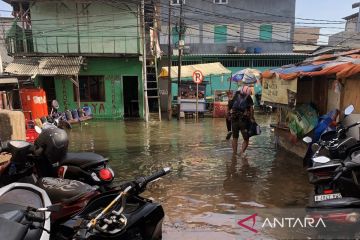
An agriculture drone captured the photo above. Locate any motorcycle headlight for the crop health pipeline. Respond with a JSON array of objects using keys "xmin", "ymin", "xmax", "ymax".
[{"xmin": 312, "ymin": 156, "xmax": 331, "ymax": 164}]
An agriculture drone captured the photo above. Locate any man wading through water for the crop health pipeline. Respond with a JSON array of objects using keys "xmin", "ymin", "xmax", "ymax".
[{"xmin": 230, "ymin": 85, "xmax": 255, "ymax": 155}]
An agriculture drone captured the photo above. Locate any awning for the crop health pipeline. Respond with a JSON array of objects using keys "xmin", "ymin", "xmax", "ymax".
[
  {"xmin": 5, "ymin": 57, "xmax": 84, "ymax": 76},
  {"xmin": 0, "ymin": 78, "xmax": 18, "ymax": 84},
  {"xmin": 159, "ymin": 62, "xmax": 231, "ymax": 79}
]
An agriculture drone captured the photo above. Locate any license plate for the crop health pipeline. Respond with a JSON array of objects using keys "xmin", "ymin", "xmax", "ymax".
[{"xmin": 314, "ymin": 193, "xmax": 342, "ymax": 202}]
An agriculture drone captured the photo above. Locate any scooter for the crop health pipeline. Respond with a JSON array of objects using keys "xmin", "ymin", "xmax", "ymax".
[
  {"xmin": 0, "ymin": 182, "xmax": 54, "ymax": 240},
  {"xmin": 306, "ymin": 152, "xmax": 360, "ymax": 239},
  {"xmin": 303, "ymin": 105, "xmax": 359, "ymax": 167},
  {"xmin": 38, "ymin": 100, "xmax": 71, "ymax": 130},
  {"xmin": 56, "ymin": 167, "xmax": 171, "ymax": 240},
  {"xmin": 0, "ymin": 128, "xmax": 115, "ymax": 189}
]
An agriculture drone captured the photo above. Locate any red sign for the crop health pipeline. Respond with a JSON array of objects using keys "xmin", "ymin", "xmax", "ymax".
[{"xmin": 192, "ymin": 70, "xmax": 204, "ymax": 84}]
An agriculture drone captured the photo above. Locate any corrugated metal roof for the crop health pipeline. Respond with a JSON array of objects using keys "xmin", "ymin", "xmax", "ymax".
[
  {"xmin": 5, "ymin": 57, "xmax": 84, "ymax": 76},
  {"xmin": 5, "ymin": 58, "xmax": 39, "ymax": 76}
]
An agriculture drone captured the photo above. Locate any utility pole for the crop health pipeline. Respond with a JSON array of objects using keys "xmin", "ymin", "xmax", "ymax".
[
  {"xmin": 167, "ymin": 0, "xmax": 172, "ymax": 120},
  {"xmin": 176, "ymin": 0, "xmax": 184, "ymax": 120},
  {"xmin": 140, "ymin": 0, "xmax": 149, "ymax": 122}
]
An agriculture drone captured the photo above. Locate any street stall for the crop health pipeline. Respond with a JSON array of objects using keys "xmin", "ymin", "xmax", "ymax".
[
  {"xmin": 262, "ymin": 49, "xmax": 360, "ymax": 157},
  {"xmin": 159, "ymin": 62, "xmax": 231, "ymax": 117}
]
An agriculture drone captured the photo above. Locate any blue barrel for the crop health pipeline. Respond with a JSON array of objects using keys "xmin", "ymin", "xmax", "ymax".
[
  {"xmin": 82, "ymin": 106, "xmax": 92, "ymax": 116},
  {"xmin": 254, "ymin": 47, "xmax": 263, "ymax": 54},
  {"xmin": 246, "ymin": 47, "xmax": 254, "ymax": 53},
  {"xmin": 65, "ymin": 110, "xmax": 73, "ymax": 120},
  {"xmin": 71, "ymin": 109, "xmax": 79, "ymax": 119}
]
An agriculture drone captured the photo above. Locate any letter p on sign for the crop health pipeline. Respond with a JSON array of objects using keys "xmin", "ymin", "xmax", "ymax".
[{"xmin": 192, "ymin": 70, "xmax": 204, "ymax": 84}]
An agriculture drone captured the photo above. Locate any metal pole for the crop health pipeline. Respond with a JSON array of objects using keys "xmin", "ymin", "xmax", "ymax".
[
  {"xmin": 177, "ymin": 0, "xmax": 184, "ymax": 120},
  {"xmin": 76, "ymin": 3, "xmax": 81, "ymax": 53},
  {"xmin": 140, "ymin": 0, "xmax": 149, "ymax": 122},
  {"xmin": 167, "ymin": 0, "xmax": 172, "ymax": 120},
  {"xmin": 196, "ymin": 83, "xmax": 198, "ymax": 121},
  {"xmin": 75, "ymin": 75, "xmax": 81, "ymax": 109}
]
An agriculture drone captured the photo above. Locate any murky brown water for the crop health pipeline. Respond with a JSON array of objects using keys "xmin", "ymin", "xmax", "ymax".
[{"xmin": 68, "ymin": 113, "xmax": 312, "ymax": 239}]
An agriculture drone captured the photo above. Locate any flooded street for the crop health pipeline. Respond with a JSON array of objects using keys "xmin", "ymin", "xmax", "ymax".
[{"xmin": 68, "ymin": 113, "xmax": 312, "ymax": 239}]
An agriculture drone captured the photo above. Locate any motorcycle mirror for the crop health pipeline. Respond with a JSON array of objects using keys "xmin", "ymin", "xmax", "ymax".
[
  {"xmin": 52, "ymin": 100, "xmax": 60, "ymax": 110},
  {"xmin": 344, "ymin": 105, "xmax": 354, "ymax": 116},
  {"xmin": 313, "ymin": 156, "xmax": 331, "ymax": 164},
  {"xmin": 303, "ymin": 136, "xmax": 312, "ymax": 144},
  {"xmin": 35, "ymin": 126, "xmax": 42, "ymax": 134}
]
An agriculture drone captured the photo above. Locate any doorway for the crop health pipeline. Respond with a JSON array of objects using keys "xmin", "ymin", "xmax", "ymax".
[
  {"xmin": 123, "ymin": 76, "xmax": 139, "ymax": 118},
  {"xmin": 41, "ymin": 77, "xmax": 56, "ymax": 112}
]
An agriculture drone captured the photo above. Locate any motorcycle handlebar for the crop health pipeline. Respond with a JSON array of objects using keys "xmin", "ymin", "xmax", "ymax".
[
  {"xmin": 346, "ymin": 122, "xmax": 360, "ymax": 131},
  {"xmin": 143, "ymin": 167, "xmax": 171, "ymax": 184}
]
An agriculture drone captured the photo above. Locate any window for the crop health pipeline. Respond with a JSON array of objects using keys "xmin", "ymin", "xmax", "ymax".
[
  {"xmin": 214, "ymin": 25, "xmax": 227, "ymax": 43},
  {"xmin": 260, "ymin": 24, "xmax": 273, "ymax": 41},
  {"xmin": 214, "ymin": 0, "xmax": 228, "ymax": 4},
  {"xmin": 171, "ymin": 0, "xmax": 185, "ymax": 5},
  {"xmin": 75, "ymin": 76, "xmax": 105, "ymax": 102}
]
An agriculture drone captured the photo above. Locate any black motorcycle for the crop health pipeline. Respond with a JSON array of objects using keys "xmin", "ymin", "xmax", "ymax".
[
  {"xmin": 0, "ymin": 128, "xmax": 114, "ymax": 189},
  {"xmin": 55, "ymin": 167, "xmax": 171, "ymax": 240}
]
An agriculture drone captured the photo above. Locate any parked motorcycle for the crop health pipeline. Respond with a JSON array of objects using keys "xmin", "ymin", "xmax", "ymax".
[
  {"xmin": 0, "ymin": 127, "xmax": 115, "ymax": 189},
  {"xmin": 303, "ymin": 105, "xmax": 359, "ymax": 167},
  {"xmin": 56, "ymin": 167, "xmax": 171, "ymax": 240},
  {"xmin": 303, "ymin": 106, "xmax": 360, "ymax": 238}
]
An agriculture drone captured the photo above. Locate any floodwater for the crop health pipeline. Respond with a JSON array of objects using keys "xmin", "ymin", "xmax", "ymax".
[{"xmin": 68, "ymin": 113, "xmax": 313, "ymax": 240}]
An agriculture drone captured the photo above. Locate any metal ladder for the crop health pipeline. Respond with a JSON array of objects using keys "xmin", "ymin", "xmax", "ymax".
[{"xmin": 146, "ymin": 59, "xmax": 161, "ymax": 121}]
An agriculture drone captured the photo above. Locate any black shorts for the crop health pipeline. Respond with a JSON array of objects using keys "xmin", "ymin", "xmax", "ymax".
[{"xmin": 231, "ymin": 117, "xmax": 250, "ymax": 140}]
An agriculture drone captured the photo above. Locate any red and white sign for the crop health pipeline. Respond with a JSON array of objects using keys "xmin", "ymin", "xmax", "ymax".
[{"xmin": 192, "ymin": 70, "xmax": 204, "ymax": 84}]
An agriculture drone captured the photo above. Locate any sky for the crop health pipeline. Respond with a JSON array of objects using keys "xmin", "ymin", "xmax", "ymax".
[
  {"xmin": 295, "ymin": 0, "xmax": 359, "ymax": 44},
  {"xmin": 0, "ymin": 0, "xmax": 358, "ymax": 44}
]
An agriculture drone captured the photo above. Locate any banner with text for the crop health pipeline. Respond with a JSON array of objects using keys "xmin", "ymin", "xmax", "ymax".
[{"xmin": 262, "ymin": 76, "xmax": 297, "ymax": 106}]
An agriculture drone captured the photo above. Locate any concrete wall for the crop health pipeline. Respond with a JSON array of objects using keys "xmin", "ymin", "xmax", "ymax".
[
  {"xmin": 328, "ymin": 31, "xmax": 360, "ymax": 48},
  {"xmin": 0, "ymin": 17, "xmax": 15, "ymax": 68},
  {"xmin": 159, "ymin": 0, "xmax": 295, "ymax": 54},
  {"xmin": 42, "ymin": 57, "xmax": 143, "ymax": 119},
  {"xmin": 30, "ymin": 1, "xmax": 140, "ymax": 54},
  {"xmin": 294, "ymin": 27, "xmax": 320, "ymax": 44}
]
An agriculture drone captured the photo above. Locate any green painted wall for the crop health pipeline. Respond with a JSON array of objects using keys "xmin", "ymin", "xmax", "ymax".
[
  {"xmin": 51, "ymin": 57, "xmax": 143, "ymax": 119},
  {"xmin": 30, "ymin": 1, "xmax": 140, "ymax": 54}
]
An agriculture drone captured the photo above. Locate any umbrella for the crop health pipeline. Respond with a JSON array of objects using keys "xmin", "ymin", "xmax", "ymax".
[{"xmin": 231, "ymin": 68, "xmax": 261, "ymax": 84}]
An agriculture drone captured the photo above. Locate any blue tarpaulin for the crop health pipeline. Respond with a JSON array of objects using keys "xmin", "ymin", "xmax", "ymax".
[{"xmin": 272, "ymin": 64, "xmax": 324, "ymax": 74}]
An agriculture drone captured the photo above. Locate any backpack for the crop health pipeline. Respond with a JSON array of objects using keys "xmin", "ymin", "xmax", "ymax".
[{"xmin": 231, "ymin": 94, "xmax": 248, "ymax": 112}]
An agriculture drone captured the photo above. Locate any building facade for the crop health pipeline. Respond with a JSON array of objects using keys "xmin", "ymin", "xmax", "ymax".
[
  {"xmin": 4, "ymin": 0, "xmax": 154, "ymax": 120},
  {"xmin": 159, "ymin": 0, "xmax": 296, "ymax": 54},
  {"xmin": 328, "ymin": 3, "xmax": 360, "ymax": 49}
]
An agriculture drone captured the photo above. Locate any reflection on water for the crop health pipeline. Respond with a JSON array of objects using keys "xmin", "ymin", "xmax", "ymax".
[{"xmin": 68, "ymin": 114, "xmax": 312, "ymax": 239}]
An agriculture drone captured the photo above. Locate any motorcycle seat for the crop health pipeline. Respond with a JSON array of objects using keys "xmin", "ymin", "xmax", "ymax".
[
  {"xmin": 0, "ymin": 188, "xmax": 44, "ymax": 240},
  {"xmin": 61, "ymin": 152, "xmax": 108, "ymax": 169},
  {"xmin": 37, "ymin": 177, "xmax": 97, "ymax": 203}
]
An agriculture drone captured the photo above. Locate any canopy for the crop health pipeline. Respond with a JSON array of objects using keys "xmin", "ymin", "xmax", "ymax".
[
  {"xmin": 262, "ymin": 49, "xmax": 360, "ymax": 81},
  {"xmin": 159, "ymin": 62, "xmax": 231, "ymax": 79}
]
